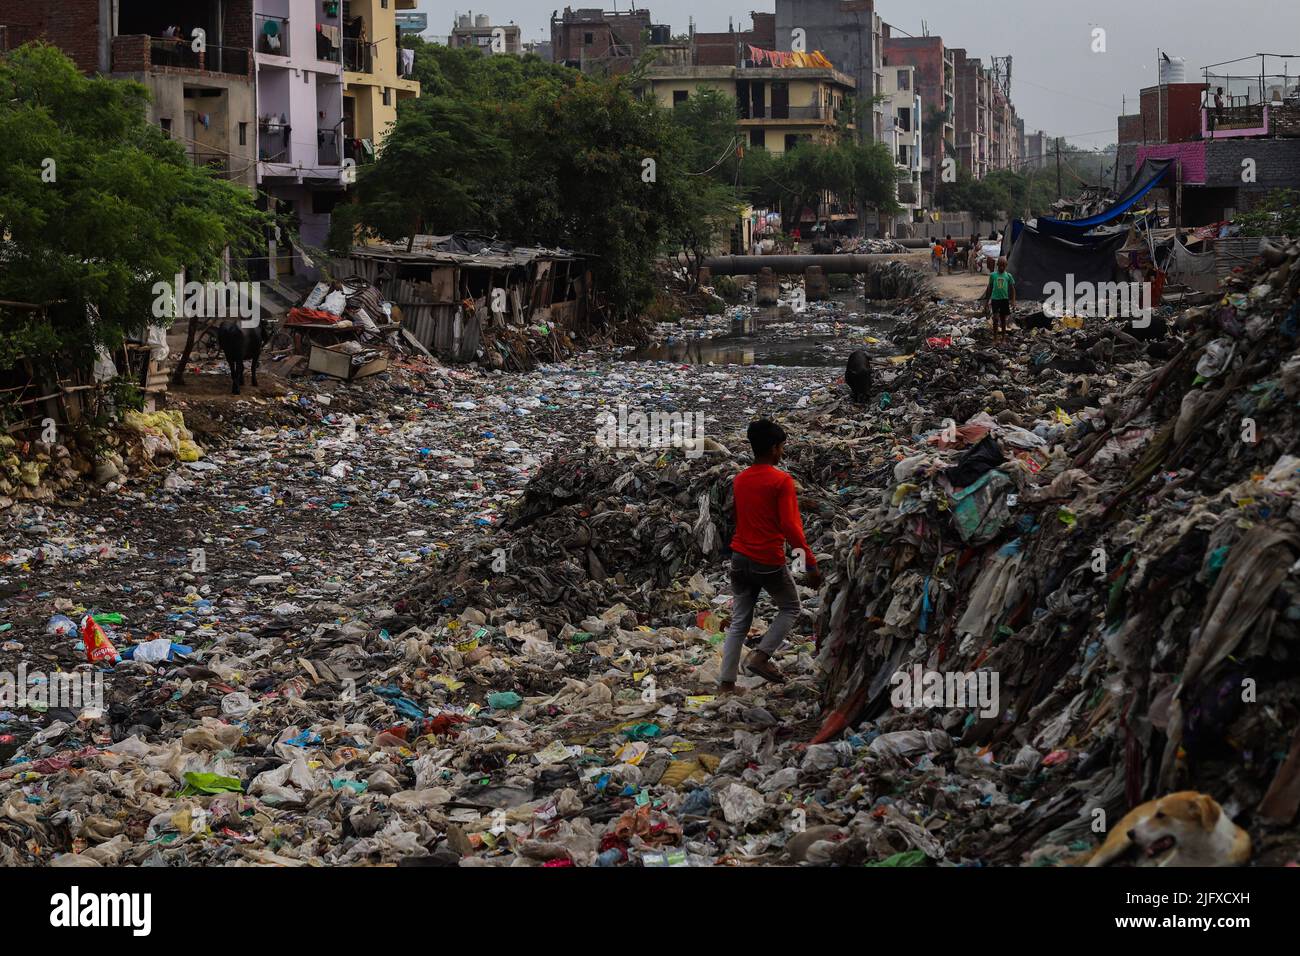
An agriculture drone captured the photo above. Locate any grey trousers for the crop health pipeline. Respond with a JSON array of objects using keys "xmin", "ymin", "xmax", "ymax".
[{"xmin": 720, "ymin": 552, "xmax": 801, "ymax": 683}]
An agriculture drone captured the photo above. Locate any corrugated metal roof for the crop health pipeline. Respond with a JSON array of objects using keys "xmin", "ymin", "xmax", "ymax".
[{"xmin": 349, "ymin": 234, "xmax": 584, "ymax": 268}]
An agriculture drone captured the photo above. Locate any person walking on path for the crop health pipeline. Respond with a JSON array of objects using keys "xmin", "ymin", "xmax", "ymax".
[
  {"xmin": 981, "ymin": 256, "xmax": 1017, "ymax": 339},
  {"xmin": 718, "ymin": 420, "xmax": 821, "ymax": 693}
]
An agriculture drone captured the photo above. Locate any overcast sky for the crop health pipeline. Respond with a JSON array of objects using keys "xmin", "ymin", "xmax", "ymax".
[{"xmin": 421, "ymin": 1, "xmax": 1300, "ymax": 147}]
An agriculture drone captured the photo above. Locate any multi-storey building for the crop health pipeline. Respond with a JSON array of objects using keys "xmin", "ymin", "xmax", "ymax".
[
  {"xmin": 646, "ymin": 54, "xmax": 857, "ymax": 234},
  {"xmin": 882, "ymin": 64, "xmax": 923, "ymax": 229},
  {"xmin": 952, "ymin": 48, "xmax": 991, "ymax": 179},
  {"xmin": 881, "ymin": 28, "xmax": 954, "ymax": 207},
  {"xmin": 775, "ymin": 0, "xmax": 884, "ymax": 143},
  {"xmin": 1, "ymin": 0, "xmax": 259, "ymax": 189},
  {"xmin": 645, "ymin": 61, "xmax": 856, "ymax": 156},
  {"xmin": 252, "ymin": 0, "xmax": 348, "ymax": 275},
  {"xmin": 550, "ymin": 6, "xmax": 657, "ymax": 74},
  {"xmin": 1, "ymin": 1, "xmax": 416, "ymax": 277},
  {"xmin": 342, "ymin": 0, "xmax": 420, "ymax": 166},
  {"xmin": 449, "ymin": 13, "xmax": 521, "ymax": 55}
]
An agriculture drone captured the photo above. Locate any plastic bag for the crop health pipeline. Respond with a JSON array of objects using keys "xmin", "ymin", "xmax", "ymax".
[{"xmin": 81, "ymin": 615, "xmax": 119, "ymax": 665}]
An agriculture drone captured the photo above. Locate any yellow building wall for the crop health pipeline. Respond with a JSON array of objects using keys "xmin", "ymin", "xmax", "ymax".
[
  {"xmin": 343, "ymin": 0, "xmax": 420, "ymax": 149},
  {"xmin": 650, "ymin": 76, "xmax": 847, "ymax": 155},
  {"xmin": 650, "ymin": 79, "xmax": 735, "ymax": 108}
]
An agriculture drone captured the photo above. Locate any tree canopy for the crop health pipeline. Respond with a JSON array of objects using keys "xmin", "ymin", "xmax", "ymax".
[
  {"xmin": 340, "ymin": 41, "xmax": 902, "ymax": 314},
  {"xmin": 0, "ymin": 44, "xmax": 267, "ymax": 366}
]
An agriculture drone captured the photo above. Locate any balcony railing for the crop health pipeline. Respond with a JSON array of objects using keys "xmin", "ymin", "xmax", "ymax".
[
  {"xmin": 317, "ymin": 128, "xmax": 341, "ymax": 165},
  {"xmin": 191, "ymin": 151, "xmax": 232, "ymax": 178},
  {"xmin": 343, "ymin": 38, "xmax": 373, "ymax": 73},
  {"xmin": 112, "ymin": 37, "xmax": 251, "ymax": 76},
  {"xmin": 256, "ymin": 15, "xmax": 289, "ymax": 57},
  {"xmin": 258, "ymin": 122, "xmax": 291, "ymax": 163},
  {"xmin": 741, "ymin": 105, "xmax": 835, "ymax": 121}
]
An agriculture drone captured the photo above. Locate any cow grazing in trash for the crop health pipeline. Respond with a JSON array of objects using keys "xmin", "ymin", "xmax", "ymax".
[
  {"xmin": 1125, "ymin": 315, "xmax": 1169, "ymax": 342},
  {"xmin": 1017, "ymin": 311, "xmax": 1054, "ymax": 331},
  {"xmin": 845, "ymin": 350, "xmax": 872, "ymax": 404},
  {"xmin": 217, "ymin": 320, "xmax": 273, "ymax": 395}
]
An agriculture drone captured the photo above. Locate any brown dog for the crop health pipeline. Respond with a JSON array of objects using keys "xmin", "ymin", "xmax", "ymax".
[{"xmin": 1086, "ymin": 791, "xmax": 1250, "ymax": 867}]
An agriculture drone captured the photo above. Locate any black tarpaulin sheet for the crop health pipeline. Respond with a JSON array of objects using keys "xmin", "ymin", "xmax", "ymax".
[{"xmin": 1006, "ymin": 223, "xmax": 1128, "ymax": 302}]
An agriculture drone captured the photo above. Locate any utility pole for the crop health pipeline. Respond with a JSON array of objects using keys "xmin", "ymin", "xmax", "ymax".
[
  {"xmin": 1056, "ymin": 138, "xmax": 1062, "ymax": 200},
  {"xmin": 1175, "ymin": 159, "xmax": 1183, "ymax": 232}
]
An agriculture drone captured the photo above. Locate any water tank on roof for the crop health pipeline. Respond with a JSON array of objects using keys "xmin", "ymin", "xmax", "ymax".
[
  {"xmin": 475, "ymin": 14, "xmax": 491, "ymax": 28},
  {"xmin": 458, "ymin": 14, "xmax": 471, "ymax": 29},
  {"xmin": 650, "ymin": 24, "xmax": 671, "ymax": 45},
  {"xmin": 1159, "ymin": 55, "xmax": 1187, "ymax": 85}
]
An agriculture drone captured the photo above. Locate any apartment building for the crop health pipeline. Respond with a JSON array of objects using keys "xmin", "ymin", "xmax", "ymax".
[
  {"xmin": 342, "ymin": 0, "xmax": 420, "ymax": 165},
  {"xmin": 951, "ymin": 48, "xmax": 991, "ymax": 179},
  {"xmin": 252, "ymin": 0, "xmax": 348, "ymax": 275},
  {"xmin": 775, "ymin": 0, "xmax": 884, "ymax": 143},
  {"xmin": 0, "ymin": 1, "xmax": 415, "ymax": 275},
  {"xmin": 1, "ymin": 0, "xmax": 259, "ymax": 188},
  {"xmin": 882, "ymin": 64, "xmax": 923, "ymax": 228},
  {"xmin": 645, "ymin": 60, "xmax": 856, "ymax": 156},
  {"xmin": 449, "ymin": 13, "xmax": 522, "ymax": 55},
  {"xmin": 881, "ymin": 29, "xmax": 955, "ymax": 207}
]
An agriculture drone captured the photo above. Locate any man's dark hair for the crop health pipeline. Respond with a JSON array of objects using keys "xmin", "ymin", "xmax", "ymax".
[{"xmin": 748, "ymin": 419, "xmax": 787, "ymax": 457}]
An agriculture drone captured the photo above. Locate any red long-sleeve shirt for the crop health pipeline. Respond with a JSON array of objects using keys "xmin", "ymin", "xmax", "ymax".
[{"xmin": 730, "ymin": 464, "xmax": 817, "ymax": 568}]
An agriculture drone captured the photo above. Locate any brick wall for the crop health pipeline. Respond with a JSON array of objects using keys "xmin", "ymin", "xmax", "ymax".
[
  {"xmin": 1204, "ymin": 139, "xmax": 1300, "ymax": 191},
  {"xmin": 696, "ymin": 13, "xmax": 777, "ymax": 67},
  {"xmin": 1270, "ymin": 104, "xmax": 1300, "ymax": 136},
  {"xmin": 694, "ymin": 33, "xmax": 740, "ymax": 67},
  {"xmin": 750, "ymin": 13, "xmax": 776, "ymax": 45},
  {"xmin": 1136, "ymin": 141, "xmax": 1207, "ymax": 183},
  {"xmin": 225, "ymin": 0, "xmax": 254, "ymax": 51},
  {"xmin": 551, "ymin": 11, "xmax": 650, "ymax": 65},
  {"xmin": 0, "ymin": 0, "xmax": 103, "ymax": 72},
  {"xmin": 110, "ymin": 34, "xmax": 149, "ymax": 73},
  {"xmin": 1137, "ymin": 83, "xmax": 1203, "ymax": 144},
  {"xmin": 1118, "ymin": 113, "xmax": 1143, "ymax": 145}
]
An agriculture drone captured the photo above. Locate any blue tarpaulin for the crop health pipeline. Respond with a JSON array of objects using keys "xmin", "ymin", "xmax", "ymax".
[{"xmin": 1036, "ymin": 158, "xmax": 1174, "ymax": 239}]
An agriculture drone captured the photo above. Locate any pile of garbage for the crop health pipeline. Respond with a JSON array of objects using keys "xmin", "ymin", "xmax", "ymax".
[
  {"xmin": 811, "ymin": 239, "xmax": 1300, "ymax": 863},
  {"xmin": 0, "ymin": 410, "xmax": 204, "ymax": 509},
  {"xmin": 863, "ymin": 261, "xmax": 933, "ymax": 303},
  {"xmin": 841, "ymin": 237, "xmax": 909, "ymax": 255},
  {"xmin": 287, "ymin": 277, "xmax": 397, "ymax": 338},
  {"xmin": 4, "ymin": 239, "xmax": 1299, "ymax": 868}
]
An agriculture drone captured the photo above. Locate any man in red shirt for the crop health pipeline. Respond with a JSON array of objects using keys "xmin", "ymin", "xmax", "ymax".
[{"xmin": 719, "ymin": 420, "xmax": 822, "ymax": 693}]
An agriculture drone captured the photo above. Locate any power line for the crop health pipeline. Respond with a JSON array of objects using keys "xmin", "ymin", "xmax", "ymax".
[
  {"xmin": 686, "ymin": 135, "xmax": 740, "ymax": 176},
  {"xmin": 1011, "ymin": 75, "xmax": 1121, "ymax": 113}
]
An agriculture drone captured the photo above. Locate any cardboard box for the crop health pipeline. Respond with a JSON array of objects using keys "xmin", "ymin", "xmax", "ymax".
[{"xmin": 308, "ymin": 343, "xmax": 388, "ymax": 381}]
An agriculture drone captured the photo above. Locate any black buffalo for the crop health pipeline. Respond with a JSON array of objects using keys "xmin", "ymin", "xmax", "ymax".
[
  {"xmin": 846, "ymin": 350, "xmax": 872, "ymax": 404},
  {"xmin": 216, "ymin": 320, "xmax": 273, "ymax": 395}
]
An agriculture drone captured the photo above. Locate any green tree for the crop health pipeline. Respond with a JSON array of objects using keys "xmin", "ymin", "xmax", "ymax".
[
  {"xmin": 0, "ymin": 44, "xmax": 267, "ymax": 367},
  {"xmin": 662, "ymin": 89, "xmax": 744, "ymax": 288},
  {"xmin": 1237, "ymin": 189, "xmax": 1300, "ymax": 239},
  {"xmin": 344, "ymin": 40, "xmax": 710, "ymax": 322},
  {"xmin": 333, "ymin": 95, "xmax": 506, "ymax": 251}
]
